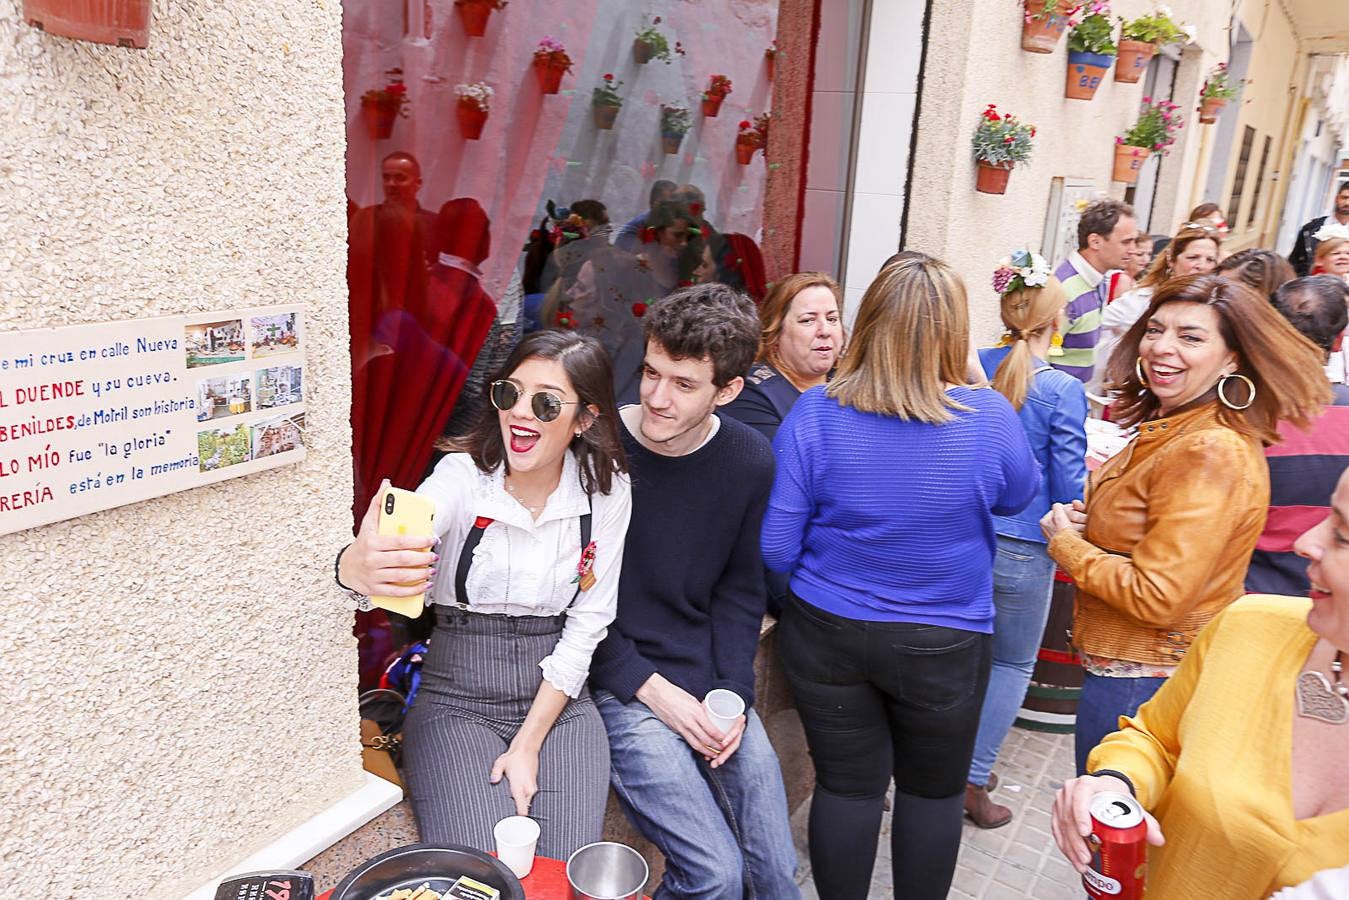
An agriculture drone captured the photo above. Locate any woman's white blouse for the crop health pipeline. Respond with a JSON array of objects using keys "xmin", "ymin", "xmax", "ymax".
[{"xmin": 415, "ymin": 451, "xmax": 632, "ymax": 698}]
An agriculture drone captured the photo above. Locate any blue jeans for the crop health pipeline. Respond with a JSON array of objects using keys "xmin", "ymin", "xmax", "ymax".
[
  {"xmin": 968, "ymin": 535, "xmax": 1055, "ymax": 786},
  {"xmin": 1074, "ymin": 672, "xmax": 1167, "ymax": 775},
  {"xmin": 594, "ymin": 689, "xmax": 800, "ymax": 900}
]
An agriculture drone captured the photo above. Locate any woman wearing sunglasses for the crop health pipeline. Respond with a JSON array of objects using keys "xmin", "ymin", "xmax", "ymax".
[{"xmin": 336, "ymin": 329, "xmax": 632, "ymax": 859}]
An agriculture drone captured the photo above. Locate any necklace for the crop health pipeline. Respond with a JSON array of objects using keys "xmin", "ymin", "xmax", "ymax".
[
  {"xmin": 1296, "ymin": 649, "xmax": 1348, "ymax": 725},
  {"xmin": 503, "ymin": 476, "xmax": 546, "ymax": 513}
]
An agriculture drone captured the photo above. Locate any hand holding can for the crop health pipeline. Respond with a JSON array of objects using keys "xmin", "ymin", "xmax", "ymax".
[{"xmin": 1051, "ymin": 775, "xmax": 1165, "ymax": 875}]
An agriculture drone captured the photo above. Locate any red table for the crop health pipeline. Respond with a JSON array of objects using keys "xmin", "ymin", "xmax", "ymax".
[{"xmin": 316, "ymin": 856, "xmax": 650, "ymax": 899}]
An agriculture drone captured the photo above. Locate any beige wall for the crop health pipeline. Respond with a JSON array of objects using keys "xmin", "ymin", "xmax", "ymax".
[
  {"xmin": 0, "ymin": 2, "xmax": 361, "ymax": 896},
  {"xmin": 906, "ymin": 0, "xmax": 1230, "ymax": 342}
]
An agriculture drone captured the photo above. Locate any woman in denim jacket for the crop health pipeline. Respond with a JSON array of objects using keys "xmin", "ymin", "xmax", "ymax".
[{"xmin": 966, "ymin": 251, "xmax": 1088, "ymax": 828}]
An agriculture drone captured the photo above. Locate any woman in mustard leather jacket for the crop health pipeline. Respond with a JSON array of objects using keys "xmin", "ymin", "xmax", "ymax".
[{"xmin": 1042, "ymin": 274, "xmax": 1329, "ymax": 774}]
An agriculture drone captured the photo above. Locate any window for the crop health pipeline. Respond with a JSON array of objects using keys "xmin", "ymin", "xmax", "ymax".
[
  {"xmin": 1227, "ymin": 127, "xmax": 1256, "ymax": 229},
  {"xmin": 1247, "ymin": 134, "xmax": 1273, "ymax": 227}
]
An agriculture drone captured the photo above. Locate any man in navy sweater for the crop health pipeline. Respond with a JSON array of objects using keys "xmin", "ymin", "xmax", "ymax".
[{"xmin": 590, "ymin": 285, "xmax": 799, "ymax": 899}]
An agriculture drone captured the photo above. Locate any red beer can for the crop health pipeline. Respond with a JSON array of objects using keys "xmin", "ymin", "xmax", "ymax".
[{"xmin": 1083, "ymin": 791, "xmax": 1148, "ymax": 899}]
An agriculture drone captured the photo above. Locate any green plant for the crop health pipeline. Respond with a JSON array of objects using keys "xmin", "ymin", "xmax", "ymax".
[
  {"xmin": 660, "ymin": 104, "xmax": 693, "ymax": 136},
  {"xmin": 1118, "ymin": 6, "xmax": 1187, "ymax": 45},
  {"xmin": 1200, "ymin": 62, "xmax": 1237, "ymax": 100},
  {"xmin": 972, "ymin": 104, "xmax": 1036, "ymax": 166},
  {"xmin": 636, "ymin": 16, "xmax": 684, "ymax": 63},
  {"xmin": 360, "ymin": 68, "xmax": 410, "ymax": 117},
  {"xmin": 1023, "ymin": 0, "xmax": 1083, "ymax": 23},
  {"xmin": 1067, "ymin": 1, "xmax": 1116, "ymax": 54},
  {"xmin": 592, "ymin": 73, "xmax": 623, "ymax": 107},
  {"xmin": 1117, "ymin": 96, "xmax": 1183, "ymax": 155}
]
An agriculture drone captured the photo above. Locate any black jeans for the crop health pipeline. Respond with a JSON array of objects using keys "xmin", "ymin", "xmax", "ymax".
[{"xmin": 779, "ymin": 592, "xmax": 992, "ymax": 900}]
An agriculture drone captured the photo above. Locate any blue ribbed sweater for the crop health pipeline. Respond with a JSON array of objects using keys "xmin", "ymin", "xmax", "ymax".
[{"xmin": 761, "ymin": 386, "xmax": 1040, "ymax": 631}]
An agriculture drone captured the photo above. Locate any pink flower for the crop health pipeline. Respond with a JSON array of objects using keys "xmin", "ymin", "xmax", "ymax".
[
  {"xmin": 1143, "ymin": 95, "xmax": 1152, "ymax": 103},
  {"xmin": 1115, "ymin": 136, "xmax": 1124, "ymax": 144},
  {"xmin": 992, "ymin": 268, "xmax": 1016, "ymax": 293}
]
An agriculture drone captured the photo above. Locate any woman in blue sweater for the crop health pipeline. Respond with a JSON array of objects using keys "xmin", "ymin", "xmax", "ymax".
[
  {"xmin": 965, "ymin": 251, "xmax": 1088, "ymax": 829},
  {"xmin": 762, "ymin": 254, "xmax": 1039, "ymax": 900}
]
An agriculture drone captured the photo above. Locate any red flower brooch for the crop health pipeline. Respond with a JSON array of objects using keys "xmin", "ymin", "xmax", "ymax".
[{"xmin": 572, "ymin": 540, "xmax": 598, "ymax": 591}]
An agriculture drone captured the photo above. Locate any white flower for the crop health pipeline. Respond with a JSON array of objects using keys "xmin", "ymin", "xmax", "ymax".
[
  {"xmin": 1179, "ymin": 24, "xmax": 1197, "ymax": 43},
  {"xmin": 1157, "ymin": 4, "xmax": 1173, "ymax": 18},
  {"xmin": 1023, "ymin": 271, "xmax": 1049, "ymax": 287}
]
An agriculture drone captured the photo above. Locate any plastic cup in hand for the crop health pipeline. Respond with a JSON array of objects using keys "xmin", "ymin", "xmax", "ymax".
[
  {"xmin": 703, "ymin": 689, "xmax": 745, "ymax": 738},
  {"xmin": 493, "ymin": 815, "xmax": 540, "ymax": 878}
]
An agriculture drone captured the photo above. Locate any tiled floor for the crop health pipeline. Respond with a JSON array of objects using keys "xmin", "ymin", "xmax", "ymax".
[{"xmin": 793, "ymin": 726, "xmax": 1082, "ymax": 899}]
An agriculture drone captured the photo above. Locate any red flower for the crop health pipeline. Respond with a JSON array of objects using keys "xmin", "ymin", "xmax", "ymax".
[
  {"xmin": 1030, "ymin": 127, "xmax": 1037, "ymax": 137},
  {"xmin": 603, "ymin": 72, "xmax": 614, "ymax": 80},
  {"xmin": 632, "ymin": 302, "xmax": 648, "ymax": 317},
  {"xmin": 555, "ymin": 309, "xmax": 575, "ymax": 329},
  {"xmin": 386, "ymin": 82, "xmax": 407, "ymax": 95},
  {"xmin": 739, "ymin": 120, "xmax": 752, "ymax": 129},
  {"xmin": 1003, "ymin": 136, "xmax": 1014, "ymax": 143}
]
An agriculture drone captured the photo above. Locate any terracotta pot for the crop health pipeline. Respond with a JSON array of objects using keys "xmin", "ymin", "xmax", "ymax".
[
  {"xmin": 1198, "ymin": 96, "xmax": 1226, "ymax": 124},
  {"xmin": 701, "ymin": 95, "xmax": 725, "ymax": 117},
  {"xmin": 1114, "ymin": 40, "xmax": 1155, "ymax": 83},
  {"xmin": 1112, "ymin": 144, "xmax": 1149, "ymax": 184},
  {"xmin": 22, "ymin": 0, "xmax": 151, "ymax": 48},
  {"xmin": 765, "ymin": 53, "xmax": 775, "ymax": 80},
  {"xmin": 633, "ymin": 38, "xmax": 656, "ymax": 64},
  {"xmin": 534, "ymin": 58, "xmax": 566, "ymax": 94},
  {"xmin": 1065, "ymin": 50, "xmax": 1113, "ymax": 100},
  {"xmin": 457, "ymin": 101, "xmax": 488, "ymax": 140},
  {"xmin": 661, "ymin": 133, "xmax": 684, "ymax": 155},
  {"xmin": 592, "ymin": 104, "xmax": 619, "ymax": 130},
  {"xmin": 360, "ymin": 100, "xmax": 397, "ymax": 140},
  {"xmin": 735, "ymin": 138, "xmax": 756, "ymax": 165},
  {"xmin": 455, "ymin": 0, "xmax": 492, "ymax": 36},
  {"xmin": 1021, "ymin": 2, "xmax": 1067, "ymax": 53},
  {"xmin": 975, "ymin": 160, "xmax": 1013, "ymax": 194}
]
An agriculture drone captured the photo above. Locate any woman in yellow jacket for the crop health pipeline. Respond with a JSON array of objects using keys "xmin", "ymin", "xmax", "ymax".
[
  {"xmin": 1050, "ymin": 465, "xmax": 1349, "ymax": 898},
  {"xmin": 1042, "ymin": 274, "xmax": 1328, "ymax": 774}
]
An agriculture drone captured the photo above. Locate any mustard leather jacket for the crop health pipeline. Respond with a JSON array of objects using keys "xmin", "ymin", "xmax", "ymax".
[{"xmin": 1048, "ymin": 402, "xmax": 1269, "ymax": 665}]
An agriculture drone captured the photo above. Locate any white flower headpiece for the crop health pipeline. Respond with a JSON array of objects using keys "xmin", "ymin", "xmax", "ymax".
[
  {"xmin": 991, "ymin": 249, "xmax": 1052, "ymax": 295},
  {"xmin": 1313, "ymin": 221, "xmax": 1349, "ymax": 243}
]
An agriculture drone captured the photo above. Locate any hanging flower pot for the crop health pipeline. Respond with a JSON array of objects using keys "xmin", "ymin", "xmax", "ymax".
[
  {"xmin": 1020, "ymin": 0, "xmax": 1068, "ymax": 53},
  {"xmin": 534, "ymin": 60, "xmax": 566, "ymax": 94},
  {"xmin": 360, "ymin": 99, "xmax": 398, "ymax": 140},
  {"xmin": 1114, "ymin": 40, "xmax": 1155, "ymax": 83},
  {"xmin": 765, "ymin": 41, "xmax": 777, "ymax": 79},
  {"xmin": 455, "ymin": 0, "xmax": 498, "ymax": 37},
  {"xmin": 1198, "ymin": 96, "xmax": 1226, "ymax": 124},
  {"xmin": 532, "ymin": 37, "xmax": 572, "ymax": 95},
  {"xmin": 702, "ymin": 96, "xmax": 725, "ymax": 117},
  {"xmin": 22, "ymin": 0, "xmax": 152, "ymax": 48},
  {"xmin": 975, "ymin": 161, "xmax": 1014, "ymax": 194},
  {"xmin": 593, "ymin": 103, "xmax": 620, "ymax": 130},
  {"xmin": 457, "ymin": 101, "xmax": 488, "ymax": 139},
  {"xmin": 702, "ymin": 75, "xmax": 733, "ymax": 118},
  {"xmin": 1112, "ymin": 144, "xmax": 1148, "ymax": 184},
  {"xmin": 659, "ymin": 104, "xmax": 692, "ymax": 156},
  {"xmin": 1197, "ymin": 63, "xmax": 1237, "ymax": 125},
  {"xmin": 632, "ymin": 38, "xmax": 657, "ymax": 64},
  {"xmin": 735, "ymin": 136, "xmax": 757, "ymax": 165},
  {"xmin": 1065, "ymin": 51, "xmax": 1113, "ymax": 100},
  {"xmin": 661, "ymin": 133, "xmax": 684, "ymax": 155}
]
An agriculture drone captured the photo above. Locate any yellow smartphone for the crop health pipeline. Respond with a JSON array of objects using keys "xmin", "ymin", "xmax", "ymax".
[{"xmin": 370, "ymin": 486, "xmax": 435, "ymax": 619}]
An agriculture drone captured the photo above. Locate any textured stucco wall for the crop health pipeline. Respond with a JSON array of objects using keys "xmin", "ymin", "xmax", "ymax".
[
  {"xmin": 0, "ymin": 2, "xmax": 361, "ymax": 896},
  {"xmin": 905, "ymin": 0, "xmax": 1230, "ymax": 343}
]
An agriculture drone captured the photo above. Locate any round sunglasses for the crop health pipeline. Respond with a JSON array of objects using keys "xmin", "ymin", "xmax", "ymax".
[{"xmin": 489, "ymin": 379, "xmax": 581, "ymax": 423}]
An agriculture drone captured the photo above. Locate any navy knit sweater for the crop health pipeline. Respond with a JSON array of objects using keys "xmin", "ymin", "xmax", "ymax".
[
  {"xmin": 762, "ymin": 386, "xmax": 1039, "ymax": 632},
  {"xmin": 589, "ymin": 414, "xmax": 773, "ymax": 707}
]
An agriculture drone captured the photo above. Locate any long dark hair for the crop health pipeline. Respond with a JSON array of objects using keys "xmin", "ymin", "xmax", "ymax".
[{"xmin": 456, "ymin": 330, "xmax": 628, "ymax": 495}]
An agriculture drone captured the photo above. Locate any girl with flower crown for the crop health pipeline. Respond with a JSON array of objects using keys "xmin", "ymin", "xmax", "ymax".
[
  {"xmin": 1311, "ymin": 222, "xmax": 1349, "ymax": 284},
  {"xmin": 963, "ymin": 251, "xmax": 1089, "ymax": 829}
]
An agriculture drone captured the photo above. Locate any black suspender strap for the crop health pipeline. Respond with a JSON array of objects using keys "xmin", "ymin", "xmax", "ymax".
[{"xmin": 453, "ymin": 498, "xmax": 594, "ymax": 611}]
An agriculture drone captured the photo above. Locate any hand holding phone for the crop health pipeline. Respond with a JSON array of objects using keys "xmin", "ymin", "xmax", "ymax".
[{"xmin": 368, "ymin": 486, "xmax": 436, "ymax": 618}]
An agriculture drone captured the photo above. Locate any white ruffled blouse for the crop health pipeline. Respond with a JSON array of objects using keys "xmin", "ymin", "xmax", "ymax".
[{"xmin": 415, "ymin": 451, "xmax": 632, "ymax": 698}]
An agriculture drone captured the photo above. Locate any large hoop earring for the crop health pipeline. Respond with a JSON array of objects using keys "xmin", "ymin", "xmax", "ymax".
[
  {"xmin": 1218, "ymin": 373, "xmax": 1256, "ymax": 410},
  {"xmin": 1135, "ymin": 357, "xmax": 1148, "ymax": 388}
]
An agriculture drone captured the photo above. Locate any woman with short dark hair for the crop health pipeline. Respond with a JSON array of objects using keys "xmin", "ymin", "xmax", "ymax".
[{"xmin": 336, "ymin": 329, "xmax": 632, "ymax": 858}]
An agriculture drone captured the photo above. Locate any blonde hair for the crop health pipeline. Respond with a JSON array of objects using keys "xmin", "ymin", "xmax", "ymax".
[
  {"xmin": 1314, "ymin": 237, "xmax": 1349, "ymax": 269},
  {"xmin": 1137, "ymin": 224, "xmax": 1221, "ymax": 290},
  {"xmin": 827, "ymin": 255, "xmax": 971, "ymax": 423},
  {"xmin": 756, "ymin": 272, "xmax": 844, "ymax": 365},
  {"xmin": 991, "ymin": 276, "xmax": 1068, "ymax": 410}
]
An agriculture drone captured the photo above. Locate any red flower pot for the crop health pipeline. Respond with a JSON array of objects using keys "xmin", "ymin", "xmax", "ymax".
[
  {"xmin": 633, "ymin": 38, "xmax": 656, "ymax": 64},
  {"xmin": 22, "ymin": 0, "xmax": 151, "ymax": 48},
  {"xmin": 765, "ymin": 53, "xmax": 775, "ymax": 80},
  {"xmin": 975, "ymin": 161, "xmax": 1013, "ymax": 194},
  {"xmin": 1021, "ymin": 2, "xmax": 1067, "ymax": 53},
  {"xmin": 1198, "ymin": 96, "xmax": 1226, "ymax": 124},
  {"xmin": 534, "ymin": 58, "xmax": 566, "ymax": 94},
  {"xmin": 661, "ymin": 133, "xmax": 684, "ymax": 155},
  {"xmin": 592, "ymin": 104, "xmax": 619, "ymax": 130},
  {"xmin": 456, "ymin": 0, "xmax": 493, "ymax": 37},
  {"xmin": 1114, "ymin": 40, "xmax": 1155, "ymax": 84},
  {"xmin": 457, "ymin": 101, "xmax": 488, "ymax": 140},
  {"xmin": 1112, "ymin": 144, "xmax": 1148, "ymax": 184},
  {"xmin": 735, "ymin": 139, "xmax": 757, "ymax": 165},
  {"xmin": 702, "ymin": 95, "xmax": 726, "ymax": 117},
  {"xmin": 360, "ymin": 100, "xmax": 397, "ymax": 140},
  {"xmin": 1065, "ymin": 51, "xmax": 1113, "ymax": 100}
]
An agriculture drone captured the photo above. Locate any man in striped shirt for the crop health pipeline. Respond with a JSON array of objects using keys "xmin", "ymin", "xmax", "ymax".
[
  {"xmin": 1052, "ymin": 199, "xmax": 1139, "ymax": 383},
  {"xmin": 1247, "ymin": 276, "xmax": 1349, "ymax": 595}
]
